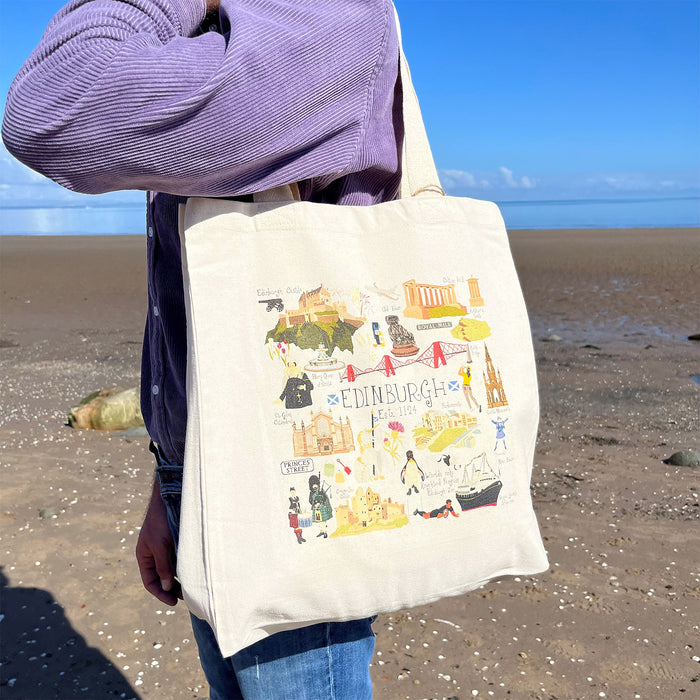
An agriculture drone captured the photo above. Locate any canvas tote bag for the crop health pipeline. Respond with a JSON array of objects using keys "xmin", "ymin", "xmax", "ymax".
[{"xmin": 176, "ymin": 8, "xmax": 548, "ymax": 658}]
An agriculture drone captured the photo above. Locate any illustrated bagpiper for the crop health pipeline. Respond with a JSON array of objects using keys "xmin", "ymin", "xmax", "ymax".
[{"xmin": 308, "ymin": 474, "xmax": 333, "ymax": 538}]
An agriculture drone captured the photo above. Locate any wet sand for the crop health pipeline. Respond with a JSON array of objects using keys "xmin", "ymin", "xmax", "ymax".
[{"xmin": 1, "ymin": 229, "xmax": 699, "ymax": 699}]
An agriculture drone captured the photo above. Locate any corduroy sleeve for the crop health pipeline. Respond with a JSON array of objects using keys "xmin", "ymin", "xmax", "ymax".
[{"xmin": 2, "ymin": 0, "xmax": 392, "ymax": 197}]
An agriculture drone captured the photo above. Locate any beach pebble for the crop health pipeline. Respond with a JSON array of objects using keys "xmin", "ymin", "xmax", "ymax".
[
  {"xmin": 38, "ymin": 507, "xmax": 61, "ymax": 519},
  {"xmin": 662, "ymin": 450, "xmax": 700, "ymax": 469},
  {"xmin": 67, "ymin": 386, "xmax": 144, "ymax": 431},
  {"xmin": 542, "ymin": 334, "xmax": 563, "ymax": 342}
]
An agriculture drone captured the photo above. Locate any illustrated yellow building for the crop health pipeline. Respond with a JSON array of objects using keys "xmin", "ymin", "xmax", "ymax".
[{"xmin": 419, "ymin": 411, "xmax": 477, "ymax": 432}]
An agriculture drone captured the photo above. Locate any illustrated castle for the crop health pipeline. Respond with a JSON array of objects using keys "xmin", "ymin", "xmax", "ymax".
[
  {"xmin": 280, "ymin": 285, "xmax": 365, "ymax": 328},
  {"xmin": 292, "ymin": 409, "xmax": 355, "ymax": 457},
  {"xmin": 483, "ymin": 345, "xmax": 508, "ymax": 408},
  {"xmin": 335, "ymin": 487, "xmax": 405, "ymax": 529}
]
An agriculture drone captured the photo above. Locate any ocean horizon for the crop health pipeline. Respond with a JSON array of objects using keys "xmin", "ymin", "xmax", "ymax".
[{"xmin": 0, "ymin": 195, "xmax": 698, "ymax": 235}]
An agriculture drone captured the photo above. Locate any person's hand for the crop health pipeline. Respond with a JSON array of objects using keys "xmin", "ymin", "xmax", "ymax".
[
  {"xmin": 205, "ymin": 0, "xmax": 220, "ymax": 12},
  {"xmin": 136, "ymin": 479, "xmax": 181, "ymax": 606}
]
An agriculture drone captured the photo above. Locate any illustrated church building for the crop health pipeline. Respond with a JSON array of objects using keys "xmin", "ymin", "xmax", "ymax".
[{"xmin": 292, "ymin": 409, "xmax": 355, "ymax": 457}]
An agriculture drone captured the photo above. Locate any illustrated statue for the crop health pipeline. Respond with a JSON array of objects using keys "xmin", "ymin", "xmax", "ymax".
[{"xmin": 385, "ymin": 315, "xmax": 419, "ymax": 357}]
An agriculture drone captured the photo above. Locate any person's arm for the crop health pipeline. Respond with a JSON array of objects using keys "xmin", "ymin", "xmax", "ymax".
[
  {"xmin": 2, "ymin": 0, "xmax": 392, "ymax": 196},
  {"xmin": 135, "ymin": 476, "xmax": 181, "ymax": 606}
]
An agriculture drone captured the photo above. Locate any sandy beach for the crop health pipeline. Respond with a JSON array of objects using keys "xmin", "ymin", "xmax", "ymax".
[{"xmin": 1, "ymin": 228, "xmax": 699, "ymax": 700}]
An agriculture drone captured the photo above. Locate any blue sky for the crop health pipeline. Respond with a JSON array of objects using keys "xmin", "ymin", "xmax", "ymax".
[{"xmin": 1, "ymin": 0, "xmax": 698, "ymax": 208}]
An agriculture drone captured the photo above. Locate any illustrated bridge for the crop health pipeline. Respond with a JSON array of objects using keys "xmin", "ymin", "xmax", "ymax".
[{"xmin": 342, "ymin": 341, "xmax": 472, "ymax": 382}]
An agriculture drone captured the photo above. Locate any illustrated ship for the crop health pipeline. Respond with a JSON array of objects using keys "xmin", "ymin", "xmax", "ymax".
[{"xmin": 455, "ymin": 452, "xmax": 502, "ymax": 511}]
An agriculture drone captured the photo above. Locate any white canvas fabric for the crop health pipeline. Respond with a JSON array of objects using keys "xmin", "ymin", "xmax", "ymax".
[{"xmin": 177, "ymin": 7, "xmax": 548, "ymax": 658}]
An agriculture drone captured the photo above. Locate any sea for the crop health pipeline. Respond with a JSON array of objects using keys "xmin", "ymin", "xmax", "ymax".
[{"xmin": 0, "ymin": 196, "xmax": 698, "ymax": 235}]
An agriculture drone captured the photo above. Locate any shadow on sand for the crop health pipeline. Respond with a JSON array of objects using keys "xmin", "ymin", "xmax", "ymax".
[{"xmin": 0, "ymin": 567, "xmax": 139, "ymax": 699}]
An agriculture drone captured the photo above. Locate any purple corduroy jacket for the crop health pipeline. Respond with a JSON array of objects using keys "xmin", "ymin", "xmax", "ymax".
[{"xmin": 3, "ymin": 0, "xmax": 403, "ymax": 464}]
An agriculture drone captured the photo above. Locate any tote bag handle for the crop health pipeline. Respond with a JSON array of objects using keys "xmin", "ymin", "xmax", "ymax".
[
  {"xmin": 393, "ymin": 5, "xmax": 444, "ymax": 199},
  {"xmin": 254, "ymin": 182, "xmax": 301, "ymax": 203},
  {"xmin": 253, "ymin": 4, "xmax": 442, "ymax": 204}
]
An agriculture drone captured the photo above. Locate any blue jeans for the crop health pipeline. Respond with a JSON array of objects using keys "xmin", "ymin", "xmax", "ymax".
[{"xmin": 155, "ymin": 465, "xmax": 376, "ymax": 700}]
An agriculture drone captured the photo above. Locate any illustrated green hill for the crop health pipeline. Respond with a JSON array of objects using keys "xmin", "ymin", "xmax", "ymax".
[{"xmin": 266, "ymin": 319, "xmax": 360, "ymax": 354}]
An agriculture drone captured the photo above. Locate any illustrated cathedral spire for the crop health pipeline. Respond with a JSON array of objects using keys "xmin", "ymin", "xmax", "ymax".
[{"xmin": 483, "ymin": 345, "xmax": 508, "ymax": 408}]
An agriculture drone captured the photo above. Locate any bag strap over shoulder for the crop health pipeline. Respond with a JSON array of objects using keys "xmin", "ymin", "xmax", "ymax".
[
  {"xmin": 393, "ymin": 4, "xmax": 444, "ymax": 199},
  {"xmin": 253, "ymin": 182, "xmax": 300, "ymax": 203}
]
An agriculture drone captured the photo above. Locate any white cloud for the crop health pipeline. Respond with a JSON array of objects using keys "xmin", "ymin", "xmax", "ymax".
[
  {"xmin": 439, "ymin": 169, "xmax": 497, "ymax": 193},
  {"xmin": 577, "ymin": 170, "xmax": 699, "ymax": 197},
  {"xmin": 499, "ymin": 166, "xmax": 535, "ymax": 189},
  {"xmin": 499, "ymin": 166, "xmax": 517, "ymax": 188},
  {"xmin": 439, "ymin": 169, "xmax": 480, "ymax": 189},
  {"xmin": 438, "ymin": 166, "xmax": 536, "ymax": 197},
  {"xmin": 594, "ymin": 172, "xmax": 678, "ymax": 192},
  {"xmin": 439, "ymin": 165, "xmax": 699, "ymax": 200}
]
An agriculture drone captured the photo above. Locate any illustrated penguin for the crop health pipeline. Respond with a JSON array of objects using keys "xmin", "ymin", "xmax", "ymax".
[{"xmin": 400, "ymin": 450, "xmax": 425, "ymax": 495}]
